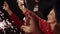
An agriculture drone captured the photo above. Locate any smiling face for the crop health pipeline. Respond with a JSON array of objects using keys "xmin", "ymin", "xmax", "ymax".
[{"xmin": 47, "ymin": 9, "xmax": 56, "ymax": 23}]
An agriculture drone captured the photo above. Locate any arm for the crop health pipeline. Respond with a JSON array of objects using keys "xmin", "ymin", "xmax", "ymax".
[
  {"xmin": 4, "ymin": 2, "xmax": 24, "ymax": 29},
  {"xmin": 17, "ymin": 0, "xmax": 41, "ymax": 20},
  {"xmin": 21, "ymin": 14, "xmax": 43, "ymax": 34},
  {"xmin": 38, "ymin": 19, "xmax": 51, "ymax": 34},
  {"xmin": 22, "ymin": 10, "xmax": 51, "ymax": 34},
  {"xmin": 17, "ymin": 0, "xmax": 51, "ymax": 33}
]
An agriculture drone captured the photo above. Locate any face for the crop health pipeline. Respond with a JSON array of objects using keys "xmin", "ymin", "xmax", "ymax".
[{"xmin": 47, "ymin": 9, "xmax": 56, "ymax": 23}]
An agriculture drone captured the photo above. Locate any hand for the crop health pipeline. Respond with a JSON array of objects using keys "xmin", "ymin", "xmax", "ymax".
[
  {"xmin": 21, "ymin": 25, "xmax": 31, "ymax": 33},
  {"xmin": 17, "ymin": 0, "xmax": 27, "ymax": 14},
  {"xmin": 17, "ymin": 0, "xmax": 25, "ymax": 10},
  {"xmin": 3, "ymin": 1, "xmax": 13, "ymax": 16},
  {"xmin": 3, "ymin": 1, "xmax": 10, "ymax": 11},
  {"xmin": 21, "ymin": 13, "xmax": 40, "ymax": 33}
]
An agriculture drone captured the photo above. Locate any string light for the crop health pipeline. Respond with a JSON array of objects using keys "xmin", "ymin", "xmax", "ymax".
[{"xmin": 0, "ymin": 10, "xmax": 21, "ymax": 34}]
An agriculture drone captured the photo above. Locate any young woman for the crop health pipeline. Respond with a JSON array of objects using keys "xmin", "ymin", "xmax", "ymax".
[
  {"xmin": 17, "ymin": 0, "xmax": 60, "ymax": 34},
  {"xmin": 3, "ymin": 1, "xmax": 42, "ymax": 34},
  {"xmin": 4, "ymin": 0, "xmax": 60, "ymax": 34},
  {"xmin": 3, "ymin": 1, "xmax": 56, "ymax": 34},
  {"xmin": 21, "ymin": 8, "xmax": 57, "ymax": 34}
]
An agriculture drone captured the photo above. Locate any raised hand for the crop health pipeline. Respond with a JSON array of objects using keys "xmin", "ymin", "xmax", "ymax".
[
  {"xmin": 3, "ymin": 1, "xmax": 10, "ymax": 11},
  {"xmin": 3, "ymin": 1, "xmax": 13, "ymax": 16},
  {"xmin": 17, "ymin": 0, "xmax": 27, "ymax": 14},
  {"xmin": 17, "ymin": 0, "xmax": 24, "ymax": 7},
  {"xmin": 21, "ymin": 13, "xmax": 41, "ymax": 34}
]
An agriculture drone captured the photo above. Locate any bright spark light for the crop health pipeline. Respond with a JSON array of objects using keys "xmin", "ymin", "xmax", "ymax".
[{"xmin": 0, "ymin": 20, "xmax": 6, "ymax": 29}]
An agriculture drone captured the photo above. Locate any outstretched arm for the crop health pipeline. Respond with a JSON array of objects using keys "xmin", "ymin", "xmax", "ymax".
[
  {"xmin": 17, "ymin": 0, "xmax": 41, "ymax": 20},
  {"xmin": 3, "ymin": 2, "xmax": 13, "ymax": 16},
  {"xmin": 3, "ymin": 2, "xmax": 24, "ymax": 29}
]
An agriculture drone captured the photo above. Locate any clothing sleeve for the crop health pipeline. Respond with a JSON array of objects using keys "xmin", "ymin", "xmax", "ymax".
[
  {"xmin": 38, "ymin": 19, "xmax": 51, "ymax": 34},
  {"xmin": 10, "ymin": 13, "xmax": 24, "ymax": 28}
]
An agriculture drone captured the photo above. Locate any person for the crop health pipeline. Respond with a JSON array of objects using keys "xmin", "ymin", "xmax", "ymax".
[
  {"xmin": 21, "ymin": 8, "xmax": 57, "ymax": 34},
  {"xmin": 24, "ymin": 0, "xmax": 58, "ymax": 20},
  {"xmin": 4, "ymin": 0, "xmax": 56, "ymax": 33},
  {"xmin": 3, "ymin": 1, "xmax": 24, "ymax": 29},
  {"xmin": 3, "ymin": 1, "xmax": 43, "ymax": 34},
  {"xmin": 4, "ymin": 0, "xmax": 60, "ymax": 34},
  {"xmin": 5, "ymin": 0, "xmax": 25, "ymax": 21},
  {"xmin": 16, "ymin": 0, "xmax": 60, "ymax": 34},
  {"xmin": 18, "ymin": 0, "xmax": 60, "ymax": 34}
]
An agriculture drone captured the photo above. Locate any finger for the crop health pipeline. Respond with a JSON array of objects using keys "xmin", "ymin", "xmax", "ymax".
[
  {"xmin": 23, "ymin": 28, "xmax": 30, "ymax": 33},
  {"xmin": 21, "ymin": 25, "xmax": 29, "ymax": 29},
  {"xmin": 21, "ymin": 25, "xmax": 25, "ymax": 29},
  {"xmin": 24, "ymin": 23, "xmax": 26, "ymax": 25},
  {"xmin": 25, "ymin": 16, "xmax": 30, "ymax": 25},
  {"xmin": 21, "ymin": 26, "xmax": 30, "ymax": 33},
  {"xmin": 24, "ymin": 13, "xmax": 31, "ymax": 25}
]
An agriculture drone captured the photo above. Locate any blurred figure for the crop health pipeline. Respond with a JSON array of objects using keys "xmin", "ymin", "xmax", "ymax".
[
  {"xmin": 3, "ymin": 1, "xmax": 43, "ymax": 34},
  {"xmin": 18, "ymin": 0, "xmax": 60, "ymax": 34},
  {"xmin": 21, "ymin": 8, "xmax": 57, "ymax": 34},
  {"xmin": 3, "ymin": 0, "xmax": 60, "ymax": 34},
  {"xmin": 3, "ymin": 1, "xmax": 24, "ymax": 30}
]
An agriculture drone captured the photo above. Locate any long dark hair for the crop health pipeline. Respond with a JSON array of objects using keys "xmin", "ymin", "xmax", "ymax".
[
  {"xmin": 41, "ymin": 0, "xmax": 60, "ymax": 34},
  {"xmin": 40, "ymin": 0, "xmax": 60, "ymax": 34},
  {"xmin": 54, "ymin": 0, "xmax": 60, "ymax": 34},
  {"xmin": 39, "ymin": 0, "xmax": 58, "ymax": 20},
  {"xmin": 3, "ymin": 0, "xmax": 60, "ymax": 34},
  {"xmin": 37, "ymin": 0, "xmax": 60, "ymax": 34},
  {"xmin": 26, "ymin": 0, "xmax": 60, "ymax": 34}
]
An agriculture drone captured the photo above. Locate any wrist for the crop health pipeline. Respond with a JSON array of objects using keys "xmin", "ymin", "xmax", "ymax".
[
  {"xmin": 6, "ymin": 8, "xmax": 13, "ymax": 16},
  {"xmin": 6, "ymin": 8, "xmax": 10, "ymax": 11}
]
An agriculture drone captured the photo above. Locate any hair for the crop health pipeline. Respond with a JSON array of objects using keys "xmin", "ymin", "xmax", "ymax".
[
  {"xmin": 26, "ymin": 0, "xmax": 60, "ymax": 34},
  {"xmin": 39, "ymin": 0, "xmax": 58, "ymax": 20},
  {"xmin": 2, "ymin": 0, "xmax": 60, "ymax": 34},
  {"xmin": 44, "ymin": 0, "xmax": 60, "ymax": 34},
  {"xmin": 54, "ymin": 0, "xmax": 60, "ymax": 34},
  {"xmin": 38, "ymin": 0, "xmax": 60, "ymax": 34}
]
